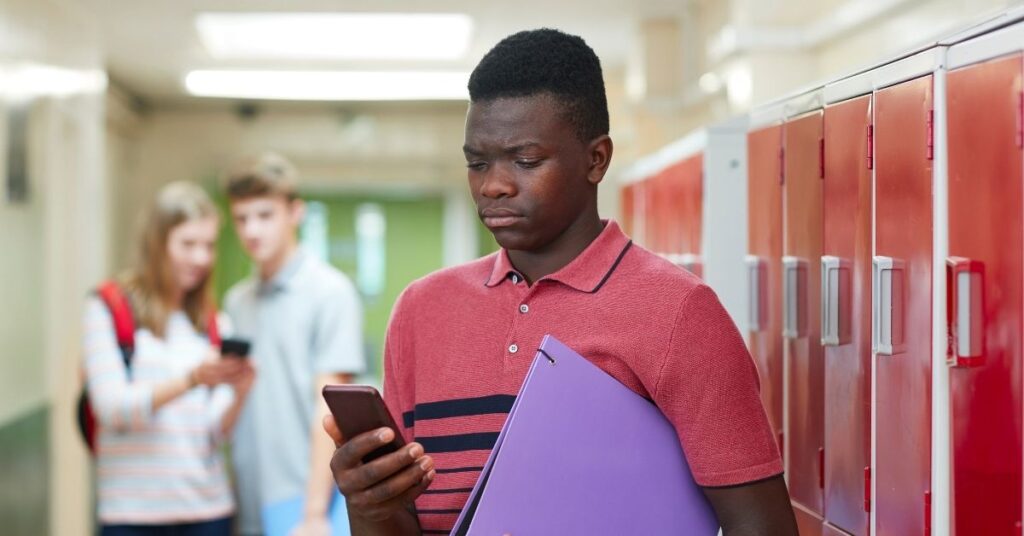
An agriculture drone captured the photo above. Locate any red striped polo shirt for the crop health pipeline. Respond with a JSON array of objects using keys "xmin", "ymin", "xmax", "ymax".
[{"xmin": 382, "ymin": 220, "xmax": 782, "ymax": 534}]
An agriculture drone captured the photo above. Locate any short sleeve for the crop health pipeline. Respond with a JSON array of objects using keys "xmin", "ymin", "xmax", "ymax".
[
  {"xmin": 312, "ymin": 275, "xmax": 366, "ymax": 375},
  {"xmin": 382, "ymin": 286, "xmax": 415, "ymax": 444},
  {"xmin": 653, "ymin": 284, "xmax": 783, "ymax": 487}
]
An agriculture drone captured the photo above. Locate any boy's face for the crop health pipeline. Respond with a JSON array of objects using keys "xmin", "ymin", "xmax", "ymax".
[
  {"xmin": 464, "ymin": 94, "xmax": 604, "ymax": 252},
  {"xmin": 229, "ymin": 195, "xmax": 304, "ymax": 266}
]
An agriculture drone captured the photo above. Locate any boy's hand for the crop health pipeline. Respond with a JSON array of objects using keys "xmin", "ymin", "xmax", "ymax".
[{"xmin": 323, "ymin": 416, "xmax": 435, "ymax": 523}]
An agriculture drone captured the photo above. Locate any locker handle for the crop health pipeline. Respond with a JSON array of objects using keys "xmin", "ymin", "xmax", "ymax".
[
  {"xmin": 745, "ymin": 255, "xmax": 766, "ymax": 332},
  {"xmin": 783, "ymin": 257, "xmax": 808, "ymax": 339},
  {"xmin": 946, "ymin": 257, "xmax": 984, "ymax": 367},
  {"xmin": 872, "ymin": 256, "xmax": 906, "ymax": 355},
  {"xmin": 675, "ymin": 252, "xmax": 704, "ymax": 279},
  {"xmin": 821, "ymin": 256, "xmax": 852, "ymax": 347}
]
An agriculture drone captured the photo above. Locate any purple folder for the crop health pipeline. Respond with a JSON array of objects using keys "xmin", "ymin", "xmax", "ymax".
[{"xmin": 451, "ymin": 335, "xmax": 720, "ymax": 535}]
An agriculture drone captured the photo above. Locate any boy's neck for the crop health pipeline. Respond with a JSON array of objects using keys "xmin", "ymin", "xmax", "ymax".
[
  {"xmin": 508, "ymin": 213, "xmax": 605, "ymax": 285},
  {"xmin": 259, "ymin": 242, "xmax": 299, "ymax": 282}
]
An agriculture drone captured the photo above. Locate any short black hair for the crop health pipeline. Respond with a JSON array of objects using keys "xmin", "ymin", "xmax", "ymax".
[{"xmin": 468, "ymin": 28, "xmax": 609, "ymax": 142}]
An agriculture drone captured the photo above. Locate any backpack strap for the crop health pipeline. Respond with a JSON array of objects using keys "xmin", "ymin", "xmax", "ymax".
[
  {"xmin": 206, "ymin": 310, "xmax": 221, "ymax": 347},
  {"xmin": 95, "ymin": 281, "xmax": 136, "ymax": 372}
]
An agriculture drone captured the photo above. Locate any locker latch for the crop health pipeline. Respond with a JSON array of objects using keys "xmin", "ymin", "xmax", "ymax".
[
  {"xmin": 821, "ymin": 256, "xmax": 852, "ymax": 347},
  {"xmin": 946, "ymin": 257, "xmax": 985, "ymax": 367},
  {"xmin": 783, "ymin": 257, "xmax": 809, "ymax": 339},
  {"xmin": 873, "ymin": 256, "xmax": 907, "ymax": 355}
]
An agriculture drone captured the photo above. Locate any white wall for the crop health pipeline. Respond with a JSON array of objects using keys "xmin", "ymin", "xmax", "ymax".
[{"xmin": 0, "ymin": 1, "xmax": 108, "ymax": 534}]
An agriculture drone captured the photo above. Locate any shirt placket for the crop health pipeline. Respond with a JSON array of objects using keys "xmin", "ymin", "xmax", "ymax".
[{"xmin": 502, "ymin": 274, "xmax": 542, "ymax": 372}]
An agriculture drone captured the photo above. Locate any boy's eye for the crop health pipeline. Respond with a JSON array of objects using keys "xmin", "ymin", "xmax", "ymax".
[
  {"xmin": 516, "ymin": 159, "xmax": 541, "ymax": 168},
  {"xmin": 467, "ymin": 162, "xmax": 487, "ymax": 170}
]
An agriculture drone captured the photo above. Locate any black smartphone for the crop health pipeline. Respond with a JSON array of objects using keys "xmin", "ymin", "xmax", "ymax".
[
  {"xmin": 322, "ymin": 385, "xmax": 406, "ymax": 464},
  {"xmin": 221, "ymin": 337, "xmax": 251, "ymax": 358}
]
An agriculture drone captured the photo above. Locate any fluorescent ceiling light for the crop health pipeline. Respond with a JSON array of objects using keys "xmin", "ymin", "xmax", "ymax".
[
  {"xmin": 0, "ymin": 63, "xmax": 107, "ymax": 98},
  {"xmin": 196, "ymin": 13, "xmax": 473, "ymax": 61},
  {"xmin": 184, "ymin": 70, "xmax": 469, "ymax": 101}
]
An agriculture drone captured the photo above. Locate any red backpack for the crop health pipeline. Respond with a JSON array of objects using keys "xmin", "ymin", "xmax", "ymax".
[{"xmin": 76, "ymin": 281, "xmax": 220, "ymax": 454}]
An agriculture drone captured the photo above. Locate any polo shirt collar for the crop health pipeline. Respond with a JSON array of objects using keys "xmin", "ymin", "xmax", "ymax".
[
  {"xmin": 484, "ymin": 219, "xmax": 632, "ymax": 293},
  {"xmin": 260, "ymin": 248, "xmax": 307, "ymax": 293}
]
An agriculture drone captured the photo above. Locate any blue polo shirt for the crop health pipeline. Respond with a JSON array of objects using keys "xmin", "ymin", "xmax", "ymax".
[{"xmin": 225, "ymin": 250, "xmax": 366, "ymax": 534}]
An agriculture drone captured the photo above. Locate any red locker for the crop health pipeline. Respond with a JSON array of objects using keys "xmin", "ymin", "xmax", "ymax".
[
  {"xmin": 747, "ymin": 125, "xmax": 785, "ymax": 452},
  {"xmin": 643, "ymin": 175, "xmax": 662, "ymax": 252},
  {"xmin": 665, "ymin": 154, "xmax": 704, "ymax": 274},
  {"xmin": 783, "ymin": 111, "xmax": 825, "ymax": 527},
  {"xmin": 947, "ymin": 54, "xmax": 1023, "ymax": 534},
  {"xmin": 822, "ymin": 94, "xmax": 873, "ymax": 536},
  {"xmin": 677, "ymin": 154, "xmax": 704, "ymax": 256},
  {"xmin": 620, "ymin": 183, "xmax": 636, "ymax": 238},
  {"xmin": 874, "ymin": 75, "xmax": 933, "ymax": 536}
]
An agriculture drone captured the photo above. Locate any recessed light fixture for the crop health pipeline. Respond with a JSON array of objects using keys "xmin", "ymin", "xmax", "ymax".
[
  {"xmin": 184, "ymin": 70, "xmax": 470, "ymax": 101},
  {"xmin": 196, "ymin": 13, "xmax": 474, "ymax": 61}
]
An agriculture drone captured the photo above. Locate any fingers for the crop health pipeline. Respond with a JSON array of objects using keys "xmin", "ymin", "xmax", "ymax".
[
  {"xmin": 344, "ymin": 453, "xmax": 435, "ymax": 520},
  {"xmin": 333, "ymin": 427, "xmax": 396, "ymax": 472},
  {"xmin": 332, "ymin": 437, "xmax": 425, "ymax": 490},
  {"xmin": 322, "ymin": 415, "xmax": 343, "ymax": 446}
]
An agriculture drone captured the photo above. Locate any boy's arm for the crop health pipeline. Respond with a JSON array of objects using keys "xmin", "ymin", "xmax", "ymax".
[
  {"xmin": 294, "ymin": 372, "xmax": 355, "ymax": 535},
  {"xmin": 652, "ymin": 284, "xmax": 793, "ymax": 532},
  {"xmin": 703, "ymin": 475, "xmax": 798, "ymax": 535}
]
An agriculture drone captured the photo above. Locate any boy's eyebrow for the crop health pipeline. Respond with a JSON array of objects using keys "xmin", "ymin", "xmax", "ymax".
[{"xmin": 462, "ymin": 142, "xmax": 543, "ymax": 156}]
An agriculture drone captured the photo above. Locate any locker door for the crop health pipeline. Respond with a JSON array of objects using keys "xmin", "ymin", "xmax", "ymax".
[
  {"xmin": 665, "ymin": 162, "xmax": 686, "ymax": 256},
  {"xmin": 874, "ymin": 75, "xmax": 933, "ymax": 536},
  {"xmin": 680, "ymin": 153, "xmax": 704, "ymax": 256},
  {"xmin": 822, "ymin": 94, "xmax": 872, "ymax": 536},
  {"xmin": 747, "ymin": 125, "xmax": 785, "ymax": 452},
  {"xmin": 783, "ymin": 111, "xmax": 826, "ymax": 530},
  {"xmin": 670, "ymin": 153, "xmax": 704, "ymax": 275},
  {"xmin": 644, "ymin": 175, "xmax": 662, "ymax": 252},
  {"xmin": 620, "ymin": 183, "xmax": 635, "ymax": 238},
  {"xmin": 947, "ymin": 54, "xmax": 1023, "ymax": 534}
]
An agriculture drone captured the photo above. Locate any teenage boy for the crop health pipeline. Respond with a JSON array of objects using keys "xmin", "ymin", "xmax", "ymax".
[
  {"xmin": 225, "ymin": 153, "xmax": 367, "ymax": 536},
  {"xmin": 324, "ymin": 30, "xmax": 798, "ymax": 535}
]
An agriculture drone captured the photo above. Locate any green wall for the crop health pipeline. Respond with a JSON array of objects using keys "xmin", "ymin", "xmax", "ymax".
[
  {"xmin": 0, "ymin": 407, "xmax": 50, "ymax": 536},
  {"xmin": 213, "ymin": 193, "xmax": 446, "ymax": 376}
]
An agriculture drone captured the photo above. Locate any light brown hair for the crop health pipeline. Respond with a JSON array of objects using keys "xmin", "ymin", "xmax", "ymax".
[
  {"xmin": 122, "ymin": 181, "xmax": 218, "ymax": 338},
  {"xmin": 224, "ymin": 152, "xmax": 299, "ymax": 201}
]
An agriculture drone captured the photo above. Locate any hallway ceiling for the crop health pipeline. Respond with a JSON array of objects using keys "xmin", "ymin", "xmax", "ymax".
[{"xmin": 77, "ymin": 0, "xmax": 689, "ymax": 104}]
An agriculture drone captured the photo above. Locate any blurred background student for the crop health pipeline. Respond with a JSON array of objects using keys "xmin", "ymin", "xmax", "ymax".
[
  {"xmin": 224, "ymin": 153, "xmax": 366, "ymax": 536},
  {"xmin": 82, "ymin": 182, "xmax": 255, "ymax": 536}
]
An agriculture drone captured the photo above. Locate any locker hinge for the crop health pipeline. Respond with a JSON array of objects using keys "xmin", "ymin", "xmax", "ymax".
[
  {"xmin": 924, "ymin": 490, "xmax": 932, "ymax": 536},
  {"xmin": 818, "ymin": 447, "xmax": 825, "ymax": 489},
  {"xmin": 779, "ymin": 146, "xmax": 786, "ymax": 184},
  {"xmin": 1016, "ymin": 91, "xmax": 1023, "ymax": 148},
  {"xmin": 819, "ymin": 138, "xmax": 825, "ymax": 179},
  {"xmin": 863, "ymin": 466, "xmax": 871, "ymax": 513},
  {"xmin": 926, "ymin": 110, "xmax": 935, "ymax": 160},
  {"xmin": 866, "ymin": 124, "xmax": 874, "ymax": 169}
]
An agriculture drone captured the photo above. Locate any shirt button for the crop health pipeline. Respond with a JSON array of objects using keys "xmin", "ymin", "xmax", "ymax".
[
  {"xmin": 511, "ymin": 274, "xmax": 519, "ymax": 284},
  {"xmin": 509, "ymin": 344, "xmax": 519, "ymax": 354},
  {"xmin": 519, "ymin": 304, "xmax": 529, "ymax": 314}
]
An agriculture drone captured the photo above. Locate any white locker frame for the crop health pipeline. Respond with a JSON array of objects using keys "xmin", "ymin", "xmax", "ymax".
[{"xmin": 619, "ymin": 121, "xmax": 750, "ymax": 333}]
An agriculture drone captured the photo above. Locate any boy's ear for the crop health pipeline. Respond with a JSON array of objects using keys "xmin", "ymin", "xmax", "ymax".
[{"xmin": 289, "ymin": 198, "xmax": 307, "ymax": 227}]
